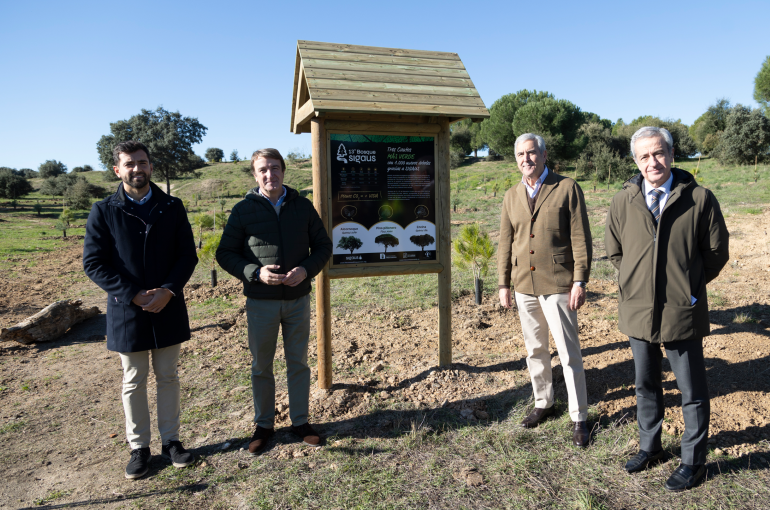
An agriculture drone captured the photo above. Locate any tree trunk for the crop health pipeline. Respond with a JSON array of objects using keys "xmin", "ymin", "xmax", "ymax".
[
  {"xmin": 166, "ymin": 174, "xmax": 172, "ymax": 197},
  {"xmin": 1, "ymin": 299, "xmax": 100, "ymax": 344}
]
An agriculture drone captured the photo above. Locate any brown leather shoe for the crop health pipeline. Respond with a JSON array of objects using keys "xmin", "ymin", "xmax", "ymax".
[
  {"xmin": 573, "ymin": 421, "xmax": 589, "ymax": 447},
  {"xmin": 520, "ymin": 406, "xmax": 555, "ymax": 428},
  {"xmin": 291, "ymin": 422, "xmax": 322, "ymax": 447},
  {"xmin": 248, "ymin": 426, "xmax": 275, "ymax": 456}
]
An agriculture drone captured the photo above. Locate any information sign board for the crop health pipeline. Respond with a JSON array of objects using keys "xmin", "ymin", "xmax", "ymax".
[{"xmin": 329, "ymin": 134, "xmax": 437, "ymax": 266}]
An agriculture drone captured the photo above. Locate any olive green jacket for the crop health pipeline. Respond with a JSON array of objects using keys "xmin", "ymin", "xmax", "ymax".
[
  {"xmin": 605, "ymin": 169, "xmax": 729, "ymax": 343},
  {"xmin": 498, "ymin": 171, "xmax": 592, "ymax": 295},
  {"xmin": 216, "ymin": 186, "xmax": 332, "ymax": 300}
]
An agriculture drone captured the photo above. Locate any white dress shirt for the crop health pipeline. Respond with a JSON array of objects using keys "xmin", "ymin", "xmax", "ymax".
[
  {"xmin": 642, "ymin": 172, "xmax": 674, "ymax": 214},
  {"xmin": 523, "ymin": 166, "xmax": 549, "ymax": 199}
]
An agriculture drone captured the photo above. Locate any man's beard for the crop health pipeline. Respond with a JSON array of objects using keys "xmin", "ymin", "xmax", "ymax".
[{"xmin": 123, "ymin": 173, "xmax": 149, "ymax": 189}]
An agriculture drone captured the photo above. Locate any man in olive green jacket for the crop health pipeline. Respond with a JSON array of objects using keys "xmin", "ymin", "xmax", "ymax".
[
  {"xmin": 605, "ymin": 126, "xmax": 729, "ymax": 491},
  {"xmin": 498, "ymin": 133, "xmax": 592, "ymax": 447},
  {"xmin": 216, "ymin": 148, "xmax": 332, "ymax": 456}
]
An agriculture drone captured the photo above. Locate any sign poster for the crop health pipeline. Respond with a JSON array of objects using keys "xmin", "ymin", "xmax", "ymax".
[{"xmin": 330, "ymin": 134, "xmax": 436, "ymax": 265}]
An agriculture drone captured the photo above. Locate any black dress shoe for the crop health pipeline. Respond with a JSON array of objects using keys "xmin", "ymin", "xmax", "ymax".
[
  {"xmin": 520, "ymin": 406, "xmax": 555, "ymax": 428},
  {"xmin": 625, "ymin": 450, "xmax": 664, "ymax": 473},
  {"xmin": 572, "ymin": 421, "xmax": 589, "ymax": 447},
  {"xmin": 665, "ymin": 464, "xmax": 706, "ymax": 492}
]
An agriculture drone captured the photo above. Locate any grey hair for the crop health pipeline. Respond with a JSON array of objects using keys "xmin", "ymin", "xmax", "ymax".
[
  {"xmin": 630, "ymin": 126, "xmax": 674, "ymax": 160},
  {"xmin": 514, "ymin": 133, "xmax": 546, "ymax": 155}
]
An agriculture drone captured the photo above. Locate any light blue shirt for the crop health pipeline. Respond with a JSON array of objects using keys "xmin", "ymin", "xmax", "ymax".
[
  {"xmin": 258, "ymin": 186, "xmax": 287, "ymax": 207},
  {"xmin": 643, "ymin": 172, "xmax": 673, "ymax": 214},
  {"xmin": 124, "ymin": 186, "xmax": 153, "ymax": 205},
  {"xmin": 522, "ymin": 166, "xmax": 549, "ymax": 199}
]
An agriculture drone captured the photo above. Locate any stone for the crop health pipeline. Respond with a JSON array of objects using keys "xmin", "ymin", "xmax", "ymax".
[
  {"xmin": 371, "ymin": 362, "xmax": 384, "ymax": 373},
  {"xmin": 714, "ymin": 448, "xmax": 724, "ymax": 455},
  {"xmin": 474, "ymin": 410, "xmax": 489, "ymax": 420},
  {"xmin": 292, "ymin": 450, "xmax": 307, "ymax": 458}
]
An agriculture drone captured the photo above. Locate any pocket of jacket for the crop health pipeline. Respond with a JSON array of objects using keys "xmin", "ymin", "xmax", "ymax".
[
  {"xmin": 552, "ymin": 253, "xmax": 574, "ymax": 287},
  {"xmin": 546, "ymin": 208, "xmax": 567, "ymax": 231}
]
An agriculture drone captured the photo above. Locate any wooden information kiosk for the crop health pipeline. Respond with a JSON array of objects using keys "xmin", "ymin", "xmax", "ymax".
[{"xmin": 289, "ymin": 40, "xmax": 489, "ymax": 388}]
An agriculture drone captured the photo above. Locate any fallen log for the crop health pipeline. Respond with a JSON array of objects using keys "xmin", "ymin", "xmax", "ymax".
[{"xmin": 1, "ymin": 299, "xmax": 101, "ymax": 345}]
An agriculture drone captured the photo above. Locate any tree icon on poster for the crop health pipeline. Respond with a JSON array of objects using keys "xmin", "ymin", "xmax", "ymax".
[
  {"xmin": 337, "ymin": 144, "xmax": 348, "ymax": 163},
  {"xmin": 375, "ymin": 234, "xmax": 399, "ymax": 253},
  {"xmin": 410, "ymin": 234, "xmax": 435, "ymax": 252},
  {"xmin": 337, "ymin": 236, "xmax": 363, "ymax": 254}
]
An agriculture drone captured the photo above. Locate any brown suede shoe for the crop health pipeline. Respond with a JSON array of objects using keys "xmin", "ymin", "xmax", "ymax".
[
  {"xmin": 248, "ymin": 426, "xmax": 275, "ymax": 456},
  {"xmin": 573, "ymin": 421, "xmax": 589, "ymax": 447},
  {"xmin": 291, "ymin": 422, "xmax": 322, "ymax": 447},
  {"xmin": 520, "ymin": 406, "xmax": 555, "ymax": 428}
]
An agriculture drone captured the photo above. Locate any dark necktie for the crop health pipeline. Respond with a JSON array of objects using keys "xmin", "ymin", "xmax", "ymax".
[{"xmin": 650, "ymin": 188, "xmax": 664, "ymax": 224}]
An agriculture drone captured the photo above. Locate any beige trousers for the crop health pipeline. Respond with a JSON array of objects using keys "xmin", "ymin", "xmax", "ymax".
[
  {"xmin": 118, "ymin": 344, "xmax": 181, "ymax": 449},
  {"xmin": 514, "ymin": 291, "xmax": 588, "ymax": 422}
]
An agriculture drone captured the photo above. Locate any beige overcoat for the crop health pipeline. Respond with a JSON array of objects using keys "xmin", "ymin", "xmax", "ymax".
[{"xmin": 498, "ymin": 171, "xmax": 592, "ymax": 295}]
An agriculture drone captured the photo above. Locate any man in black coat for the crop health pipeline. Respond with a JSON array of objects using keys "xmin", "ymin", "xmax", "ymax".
[
  {"xmin": 83, "ymin": 140, "xmax": 198, "ymax": 479},
  {"xmin": 216, "ymin": 148, "xmax": 332, "ymax": 456}
]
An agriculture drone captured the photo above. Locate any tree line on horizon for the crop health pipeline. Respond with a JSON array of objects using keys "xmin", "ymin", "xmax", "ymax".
[{"xmin": 3, "ymin": 56, "xmax": 769, "ymax": 204}]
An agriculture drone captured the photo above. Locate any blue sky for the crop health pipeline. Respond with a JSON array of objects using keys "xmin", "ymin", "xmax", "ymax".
[{"xmin": 1, "ymin": 0, "xmax": 767, "ymax": 171}]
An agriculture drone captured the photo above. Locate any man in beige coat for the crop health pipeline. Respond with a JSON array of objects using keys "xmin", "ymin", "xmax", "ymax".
[{"xmin": 498, "ymin": 133, "xmax": 592, "ymax": 447}]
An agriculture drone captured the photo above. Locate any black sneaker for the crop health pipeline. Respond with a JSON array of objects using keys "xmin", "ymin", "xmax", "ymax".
[
  {"xmin": 290, "ymin": 422, "xmax": 322, "ymax": 447},
  {"xmin": 161, "ymin": 440, "xmax": 194, "ymax": 468},
  {"xmin": 125, "ymin": 447, "xmax": 151, "ymax": 479},
  {"xmin": 248, "ymin": 426, "xmax": 275, "ymax": 456}
]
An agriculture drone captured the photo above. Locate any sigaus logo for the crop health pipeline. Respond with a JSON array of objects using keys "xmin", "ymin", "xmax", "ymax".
[{"xmin": 337, "ymin": 144, "xmax": 348, "ymax": 164}]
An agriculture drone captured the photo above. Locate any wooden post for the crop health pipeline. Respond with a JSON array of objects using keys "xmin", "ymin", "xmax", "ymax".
[
  {"xmin": 437, "ymin": 118, "xmax": 452, "ymax": 366},
  {"xmin": 607, "ymin": 163, "xmax": 611, "ymax": 191},
  {"xmin": 311, "ymin": 118, "xmax": 333, "ymax": 389}
]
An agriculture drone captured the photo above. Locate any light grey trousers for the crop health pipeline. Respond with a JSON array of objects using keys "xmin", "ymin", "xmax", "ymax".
[
  {"xmin": 514, "ymin": 291, "xmax": 588, "ymax": 422},
  {"xmin": 118, "ymin": 343, "xmax": 181, "ymax": 450},
  {"xmin": 246, "ymin": 294, "xmax": 311, "ymax": 429}
]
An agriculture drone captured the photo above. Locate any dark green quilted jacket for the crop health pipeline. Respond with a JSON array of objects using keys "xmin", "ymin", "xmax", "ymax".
[{"xmin": 216, "ymin": 186, "xmax": 332, "ymax": 300}]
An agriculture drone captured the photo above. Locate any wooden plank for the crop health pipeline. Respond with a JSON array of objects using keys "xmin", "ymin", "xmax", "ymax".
[
  {"xmin": 303, "ymin": 59, "xmax": 470, "ymax": 78},
  {"xmin": 311, "ymin": 89, "xmax": 486, "ymax": 108},
  {"xmin": 290, "ymin": 49, "xmax": 301, "ymax": 132},
  {"xmin": 311, "ymin": 119, "xmax": 332, "ymax": 389},
  {"xmin": 311, "ymin": 100, "xmax": 490, "ymax": 118},
  {"xmin": 301, "ymin": 50, "xmax": 466, "ymax": 69},
  {"xmin": 324, "ymin": 120, "xmax": 442, "ymax": 133},
  {"xmin": 436, "ymin": 119, "xmax": 452, "ymax": 366},
  {"xmin": 298, "ymin": 40, "xmax": 460, "ymax": 61},
  {"xmin": 294, "ymin": 99, "xmax": 315, "ymax": 132},
  {"xmin": 307, "ymin": 78, "xmax": 480, "ymax": 97},
  {"xmin": 322, "ymin": 113, "xmax": 429, "ymax": 123},
  {"xmin": 304, "ymin": 68, "xmax": 475, "ymax": 88},
  {"xmin": 328, "ymin": 263, "xmax": 444, "ymax": 280}
]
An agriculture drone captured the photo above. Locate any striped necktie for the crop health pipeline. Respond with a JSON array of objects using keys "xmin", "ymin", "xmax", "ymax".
[{"xmin": 649, "ymin": 188, "xmax": 664, "ymax": 224}]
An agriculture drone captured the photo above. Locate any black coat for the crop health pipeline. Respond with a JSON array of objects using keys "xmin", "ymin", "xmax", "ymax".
[
  {"xmin": 83, "ymin": 182, "xmax": 198, "ymax": 352},
  {"xmin": 216, "ymin": 186, "xmax": 332, "ymax": 300}
]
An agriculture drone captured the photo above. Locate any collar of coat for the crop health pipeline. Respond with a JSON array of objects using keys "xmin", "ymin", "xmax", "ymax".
[
  {"xmin": 621, "ymin": 168, "xmax": 695, "ymax": 200},
  {"xmin": 515, "ymin": 168, "xmax": 563, "ymax": 215},
  {"xmin": 108, "ymin": 181, "xmax": 169, "ymax": 209},
  {"xmin": 245, "ymin": 185, "xmax": 300, "ymax": 206}
]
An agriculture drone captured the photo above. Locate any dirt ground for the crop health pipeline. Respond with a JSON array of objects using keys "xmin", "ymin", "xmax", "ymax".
[{"xmin": 1, "ymin": 211, "xmax": 769, "ymax": 508}]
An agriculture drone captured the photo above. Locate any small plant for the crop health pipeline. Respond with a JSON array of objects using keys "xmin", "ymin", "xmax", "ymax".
[
  {"xmin": 54, "ymin": 208, "xmax": 74, "ymax": 238},
  {"xmin": 733, "ymin": 313, "xmax": 758, "ymax": 324},
  {"xmin": 33, "ymin": 201, "xmax": 43, "ymax": 216},
  {"xmin": 219, "ymin": 197, "xmax": 227, "ymax": 211},
  {"xmin": 492, "ymin": 182, "xmax": 500, "ymax": 197},
  {"xmin": 193, "ymin": 213, "xmax": 214, "ymax": 248},
  {"xmin": 215, "ymin": 211, "xmax": 229, "ymax": 230},
  {"xmin": 10, "ymin": 199, "xmax": 17, "ymax": 210},
  {"xmin": 199, "ymin": 232, "xmax": 222, "ymax": 287},
  {"xmin": 453, "ymin": 223, "xmax": 495, "ymax": 305},
  {"xmin": 452, "ymin": 197, "xmax": 460, "ymax": 212}
]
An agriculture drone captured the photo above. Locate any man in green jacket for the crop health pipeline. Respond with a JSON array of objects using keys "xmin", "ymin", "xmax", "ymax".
[
  {"xmin": 216, "ymin": 148, "xmax": 332, "ymax": 455},
  {"xmin": 605, "ymin": 127, "xmax": 729, "ymax": 491}
]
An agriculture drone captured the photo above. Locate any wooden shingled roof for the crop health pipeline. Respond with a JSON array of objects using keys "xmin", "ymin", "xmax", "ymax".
[{"xmin": 290, "ymin": 40, "xmax": 489, "ymax": 133}]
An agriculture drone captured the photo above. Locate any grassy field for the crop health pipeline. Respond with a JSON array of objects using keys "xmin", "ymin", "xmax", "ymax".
[{"xmin": 2, "ymin": 156, "xmax": 769, "ymax": 304}]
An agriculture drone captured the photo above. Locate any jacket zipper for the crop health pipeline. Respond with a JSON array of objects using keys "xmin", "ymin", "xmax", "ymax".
[{"xmin": 116, "ymin": 202, "xmax": 161, "ymax": 349}]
